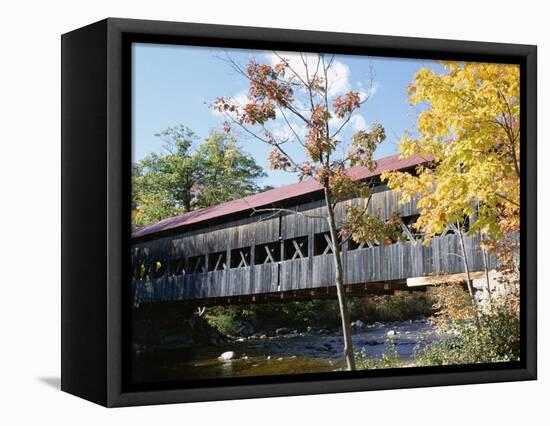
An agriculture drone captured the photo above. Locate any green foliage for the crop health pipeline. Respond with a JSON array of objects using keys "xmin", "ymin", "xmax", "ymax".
[
  {"xmin": 342, "ymin": 209, "xmax": 404, "ymax": 248},
  {"xmin": 204, "ymin": 293, "xmax": 434, "ymax": 337},
  {"xmin": 357, "ymin": 292, "xmax": 434, "ymax": 323},
  {"xmin": 204, "ymin": 306, "xmax": 244, "ymax": 337},
  {"xmin": 205, "ymin": 300, "xmax": 344, "ymax": 335},
  {"xmin": 415, "ymin": 290, "xmax": 520, "ymax": 366},
  {"xmin": 132, "ymin": 127, "xmax": 267, "ymax": 228},
  {"xmin": 192, "ymin": 132, "xmax": 266, "ymax": 209},
  {"xmin": 357, "ymin": 339, "xmax": 402, "ymax": 370},
  {"xmin": 132, "ymin": 125, "xmax": 198, "ymax": 226}
]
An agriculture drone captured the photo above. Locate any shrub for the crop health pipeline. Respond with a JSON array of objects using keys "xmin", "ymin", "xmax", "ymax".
[
  {"xmin": 204, "ymin": 306, "xmax": 243, "ymax": 336},
  {"xmin": 204, "ymin": 292, "xmax": 434, "ymax": 337},
  {"xmin": 415, "ymin": 285, "xmax": 520, "ymax": 366},
  {"xmin": 357, "ymin": 339, "xmax": 402, "ymax": 369},
  {"xmin": 357, "ymin": 292, "xmax": 434, "ymax": 323}
]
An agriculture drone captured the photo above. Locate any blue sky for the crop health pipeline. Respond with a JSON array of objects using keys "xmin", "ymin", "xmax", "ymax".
[{"xmin": 132, "ymin": 43, "xmax": 439, "ymax": 187}]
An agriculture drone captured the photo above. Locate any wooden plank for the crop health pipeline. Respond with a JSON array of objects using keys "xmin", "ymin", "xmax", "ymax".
[{"xmin": 407, "ymin": 271, "xmax": 485, "ymax": 287}]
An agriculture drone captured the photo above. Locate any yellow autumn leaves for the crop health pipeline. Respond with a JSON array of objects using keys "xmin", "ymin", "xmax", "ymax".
[{"xmin": 382, "ymin": 61, "xmax": 520, "ymax": 243}]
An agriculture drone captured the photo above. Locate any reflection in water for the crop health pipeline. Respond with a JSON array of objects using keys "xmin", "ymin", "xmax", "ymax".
[{"xmin": 132, "ymin": 320, "xmax": 436, "ymax": 384}]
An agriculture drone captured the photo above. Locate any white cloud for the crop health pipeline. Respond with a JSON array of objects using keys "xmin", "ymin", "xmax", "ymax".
[
  {"xmin": 265, "ymin": 51, "xmax": 352, "ymax": 98},
  {"xmin": 350, "ymin": 114, "xmax": 368, "ymax": 132},
  {"xmin": 357, "ymin": 81, "xmax": 379, "ymax": 102},
  {"xmin": 326, "ymin": 60, "xmax": 352, "ymax": 97},
  {"xmin": 210, "ymin": 90, "xmax": 248, "ymax": 119},
  {"xmin": 328, "ymin": 113, "xmax": 368, "ymax": 134}
]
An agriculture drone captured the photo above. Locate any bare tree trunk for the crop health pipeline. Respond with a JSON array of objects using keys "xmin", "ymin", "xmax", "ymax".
[
  {"xmin": 455, "ymin": 222, "xmax": 481, "ymax": 329},
  {"xmin": 455, "ymin": 222, "xmax": 475, "ymax": 302},
  {"xmin": 481, "ymin": 243, "xmax": 492, "ymax": 306},
  {"xmin": 324, "ymin": 188, "xmax": 356, "ymax": 370}
]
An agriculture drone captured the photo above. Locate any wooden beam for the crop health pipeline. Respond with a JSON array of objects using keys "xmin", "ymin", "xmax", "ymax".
[
  {"xmin": 407, "ymin": 271, "xmax": 485, "ymax": 287},
  {"xmin": 291, "ymin": 239, "xmax": 305, "ymax": 259},
  {"xmin": 264, "ymin": 246, "xmax": 275, "ymax": 264}
]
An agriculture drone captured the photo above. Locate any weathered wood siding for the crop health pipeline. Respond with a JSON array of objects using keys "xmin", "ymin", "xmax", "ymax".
[{"xmin": 131, "ymin": 188, "xmax": 498, "ymax": 305}]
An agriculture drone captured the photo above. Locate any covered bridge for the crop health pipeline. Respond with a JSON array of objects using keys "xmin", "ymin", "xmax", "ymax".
[{"xmin": 131, "ymin": 153, "xmax": 495, "ymax": 306}]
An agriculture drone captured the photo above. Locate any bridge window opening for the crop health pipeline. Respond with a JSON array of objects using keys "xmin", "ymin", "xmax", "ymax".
[
  {"xmin": 348, "ymin": 238, "xmax": 366, "ymax": 251},
  {"xmin": 460, "ymin": 216, "xmax": 471, "ymax": 233},
  {"xmin": 133, "ymin": 262, "xmax": 146, "ymax": 280},
  {"xmin": 283, "ymin": 236, "xmax": 308, "ymax": 260},
  {"xmin": 230, "ymin": 247, "xmax": 251, "ymax": 268},
  {"xmin": 314, "ymin": 232, "xmax": 337, "ymax": 256},
  {"xmin": 142, "ymin": 263, "xmax": 153, "ymax": 280},
  {"xmin": 437, "ymin": 224, "xmax": 454, "ymax": 237},
  {"xmin": 401, "ymin": 214, "xmax": 421, "ymax": 241},
  {"xmin": 436, "ymin": 217, "xmax": 471, "ymax": 238},
  {"xmin": 208, "ymin": 251, "xmax": 227, "ymax": 271},
  {"xmin": 168, "ymin": 258, "xmax": 185, "ymax": 276},
  {"xmin": 348, "ymin": 237, "xmax": 379, "ymax": 250},
  {"xmin": 188, "ymin": 255, "xmax": 206, "ymax": 273},
  {"xmin": 255, "ymin": 242, "xmax": 280, "ymax": 264},
  {"xmin": 151, "ymin": 260, "xmax": 167, "ymax": 279}
]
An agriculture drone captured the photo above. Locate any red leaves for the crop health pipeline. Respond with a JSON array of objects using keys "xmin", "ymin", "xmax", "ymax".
[
  {"xmin": 267, "ymin": 149, "xmax": 291, "ymax": 171},
  {"xmin": 333, "ymin": 92, "xmax": 361, "ymax": 119},
  {"xmin": 213, "ymin": 60, "xmax": 294, "ymax": 130},
  {"xmin": 246, "ymin": 60, "xmax": 294, "ymax": 107},
  {"xmin": 297, "ymin": 161, "xmax": 314, "ymax": 181},
  {"xmin": 242, "ymin": 102, "xmax": 276, "ymax": 125},
  {"xmin": 304, "ymin": 104, "xmax": 333, "ymax": 162},
  {"xmin": 210, "ymin": 56, "xmax": 386, "ymax": 191}
]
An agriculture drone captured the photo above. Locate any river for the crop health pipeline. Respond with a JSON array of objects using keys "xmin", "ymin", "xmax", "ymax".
[{"xmin": 132, "ymin": 319, "xmax": 437, "ymax": 383}]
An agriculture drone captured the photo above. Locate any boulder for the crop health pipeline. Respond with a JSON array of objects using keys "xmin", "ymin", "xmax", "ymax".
[
  {"xmin": 386, "ymin": 330, "xmax": 396, "ymax": 338},
  {"xmin": 354, "ymin": 319, "xmax": 365, "ymax": 329},
  {"xmin": 218, "ymin": 351, "xmax": 235, "ymax": 361}
]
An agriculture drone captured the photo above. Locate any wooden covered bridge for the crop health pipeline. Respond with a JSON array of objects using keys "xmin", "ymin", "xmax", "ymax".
[{"xmin": 131, "ymin": 154, "xmax": 495, "ymax": 306}]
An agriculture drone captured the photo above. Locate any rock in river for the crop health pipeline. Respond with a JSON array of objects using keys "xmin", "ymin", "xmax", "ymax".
[
  {"xmin": 218, "ymin": 351, "xmax": 235, "ymax": 361},
  {"xmin": 353, "ymin": 319, "xmax": 365, "ymax": 329},
  {"xmin": 387, "ymin": 330, "xmax": 396, "ymax": 338}
]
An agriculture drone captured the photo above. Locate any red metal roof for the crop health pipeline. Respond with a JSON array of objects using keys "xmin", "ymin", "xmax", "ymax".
[{"xmin": 132, "ymin": 153, "xmax": 428, "ymax": 239}]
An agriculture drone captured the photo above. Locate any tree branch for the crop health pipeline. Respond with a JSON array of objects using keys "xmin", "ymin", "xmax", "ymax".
[{"xmin": 250, "ymin": 207, "xmax": 326, "ymax": 220}]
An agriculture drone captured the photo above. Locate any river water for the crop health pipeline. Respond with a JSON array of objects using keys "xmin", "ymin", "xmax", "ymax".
[{"xmin": 132, "ymin": 320, "xmax": 438, "ymax": 383}]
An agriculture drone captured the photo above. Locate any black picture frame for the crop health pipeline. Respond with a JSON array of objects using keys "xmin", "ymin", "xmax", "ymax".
[{"xmin": 61, "ymin": 17, "xmax": 537, "ymax": 407}]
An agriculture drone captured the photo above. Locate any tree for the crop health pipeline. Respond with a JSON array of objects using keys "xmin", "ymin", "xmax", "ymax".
[
  {"xmin": 213, "ymin": 53, "xmax": 396, "ymax": 370},
  {"xmin": 193, "ymin": 131, "xmax": 267, "ymax": 209},
  {"xmin": 132, "ymin": 126, "xmax": 198, "ymax": 227},
  {"xmin": 132, "ymin": 126, "xmax": 267, "ymax": 227},
  {"xmin": 382, "ymin": 61, "xmax": 520, "ymax": 306}
]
